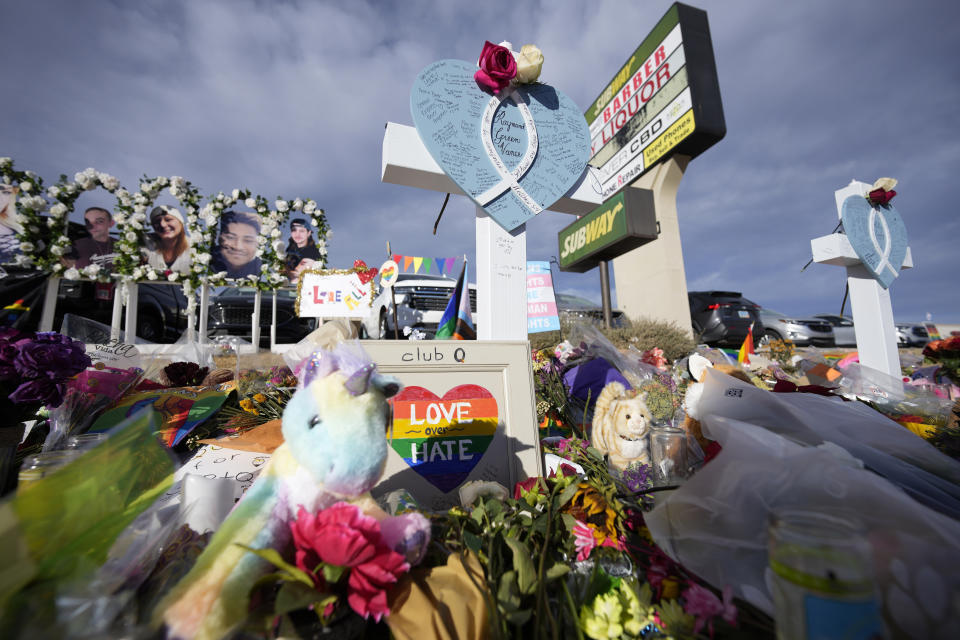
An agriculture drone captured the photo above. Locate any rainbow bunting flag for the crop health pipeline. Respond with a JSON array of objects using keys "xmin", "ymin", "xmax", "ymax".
[
  {"xmin": 435, "ymin": 260, "xmax": 475, "ymax": 340},
  {"xmin": 737, "ymin": 323, "xmax": 755, "ymax": 365}
]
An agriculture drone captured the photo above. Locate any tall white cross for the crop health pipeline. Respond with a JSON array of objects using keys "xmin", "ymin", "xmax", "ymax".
[
  {"xmin": 381, "ymin": 122, "xmax": 603, "ymax": 340},
  {"xmin": 811, "ymin": 180, "xmax": 913, "ymax": 378}
]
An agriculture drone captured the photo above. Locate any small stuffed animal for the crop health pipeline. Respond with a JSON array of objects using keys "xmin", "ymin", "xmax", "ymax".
[
  {"xmin": 591, "ymin": 381, "xmax": 653, "ymax": 470},
  {"xmin": 156, "ymin": 342, "xmax": 428, "ymax": 640}
]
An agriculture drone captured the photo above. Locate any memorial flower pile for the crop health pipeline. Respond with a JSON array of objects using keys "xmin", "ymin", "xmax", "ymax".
[{"xmin": 0, "ymin": 328, "xmax": 90, "ymax": 418}]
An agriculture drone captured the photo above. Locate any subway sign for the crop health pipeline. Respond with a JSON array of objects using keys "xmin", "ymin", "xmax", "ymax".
[
  {"xmin": 557, "ymin": 189, "xmax": 658, "ymax": 273},
  {"xmin": 586, "ymin": 2, "xmax": 725, "ymax": 200}
]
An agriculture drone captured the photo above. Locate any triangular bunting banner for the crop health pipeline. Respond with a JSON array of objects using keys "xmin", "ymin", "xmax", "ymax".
[
  {"xmin": 392, "ymin": 254, "xmax": 464, "ymax": 274},
  {"xmin": 393, "ymin": 254, "xmax": 402, "ymax": 265},
  {"xmin": 435, "ymin": 257, "xmax": 446, "ymax": 275},
  {"xmin": 445, "ymin": 257, "xmax": 456, "ymax": 274},
  {"xmin": 404, "ymin": 256, "xmax": 413, "ymax": 272},
  {"xmin": 413, "ymin": 257, "xmax": 423, "ymax": 274},
  {"xmin": 422, "ymin": 257, "xmax": 432, "ymax": 274}
]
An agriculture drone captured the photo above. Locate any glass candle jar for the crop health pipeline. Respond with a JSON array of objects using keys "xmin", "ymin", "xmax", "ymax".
[
  {"xmin": 768, "ymin": 509, "xmax": 886, "ymax": 640},
  {"xmin": 649, "ymin": 424, "xmax": 688, "ymax": 487},
  {"xmin": 17, "ymin": 450, "xmax": 81, "ymax": 490},
  {"xmin": 64, "ymin": 432, "xmax": 108, "ymax": 451}
]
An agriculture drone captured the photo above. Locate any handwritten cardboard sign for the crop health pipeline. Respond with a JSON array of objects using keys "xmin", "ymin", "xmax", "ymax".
[
  {"xmin": 296, "ymin": 269, "xmax": 374, "ymax": 318},
  {"xmin": 364, "ymin": 341, "xmax": 541, "ymax": 511}
]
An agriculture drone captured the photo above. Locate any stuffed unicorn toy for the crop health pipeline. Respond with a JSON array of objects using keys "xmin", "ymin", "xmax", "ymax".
[{"xmin": 156, "ymin": 342, "xmax": 428, "ymax": 640}]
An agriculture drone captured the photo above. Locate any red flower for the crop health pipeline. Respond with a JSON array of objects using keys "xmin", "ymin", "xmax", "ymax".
[
  {"xmin": 867, "ymin": 188, "xmax": 896, "ymax": 206},
  {"xmin": 513, "ymin": 476, "xmax": 543, "ymax": 500},
  {"xmin": 290, "ymin": 503, "xmax": 410, "ymax": 622},
  {"xmin": 474, "ymin": 41, "xmax": 517, "ymax": 94}
]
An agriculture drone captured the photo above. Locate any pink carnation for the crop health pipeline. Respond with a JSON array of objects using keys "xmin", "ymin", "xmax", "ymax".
[
  {"xmin": 572, "ymin": 520, "xmax": 596, "ymax": 561},
  {"xmin": 681, "ymin": 583, "xmax": 737, "ymax": 637},
  {"xmin": 290, "ymin": 503, "xmax": 410, "ymax": 622}
]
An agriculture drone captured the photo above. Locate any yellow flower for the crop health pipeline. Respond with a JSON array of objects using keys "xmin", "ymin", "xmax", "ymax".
[
  {"xmin": 580, "ymin": 591, "xmax": 624, "ymax": 640},
  {"xmin": 565, "ymin": 483, "xmax": 620, "ymax": 545},
  {"xmin": 252, "ymin": 393, "xmax": 267, "ymax": 403},
  {"xmin": 239, "ymin": 398, "xmax": 259, "ymax": 415}
]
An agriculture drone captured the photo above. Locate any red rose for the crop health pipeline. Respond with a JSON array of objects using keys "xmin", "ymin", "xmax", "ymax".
[{"xmin": 474, "ymin": 41, "xmax": 517, "ymax": 94}]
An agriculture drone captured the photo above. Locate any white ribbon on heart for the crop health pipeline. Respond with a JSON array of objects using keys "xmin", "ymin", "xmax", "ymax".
[
  {"xmin": 867, "ymin": 205, "xmax": 898, "ymax": 278},
  {"xmin": 475, "ymin": 89, "xmax": 542, "ymax": 215}
]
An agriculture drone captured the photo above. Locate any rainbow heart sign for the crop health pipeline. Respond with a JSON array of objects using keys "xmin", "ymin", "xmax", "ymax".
[
  {"xmin": 389, "ymin": 384, "xmax": 498, "ymax": 493},
  {"xmin": 379, "ymin": 259, "xmax": 399, "ymax": 287}
]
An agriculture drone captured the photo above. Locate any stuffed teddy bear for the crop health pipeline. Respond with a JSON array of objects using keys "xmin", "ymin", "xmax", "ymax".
[
  {"xmin": 156, "ymin": 342, "xmax": 429, "ymax": 640},
  {"xmin": 591, "ymin": 381, "xmax": 653, "ymax": 470}
]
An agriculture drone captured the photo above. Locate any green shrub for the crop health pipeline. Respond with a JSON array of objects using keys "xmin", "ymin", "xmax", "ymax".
[{"xmin": 526, "ymin": 316, "xmax": 696, "ymax": 363}]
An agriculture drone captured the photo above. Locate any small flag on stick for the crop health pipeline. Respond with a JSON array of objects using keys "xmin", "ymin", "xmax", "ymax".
[
  {"xmin": 434, "ymin": 260, "xmax": 475, "ymax": 340},
  {"xmin": 737, "ymin": 323, "xmax": 755, "ymax": 365}
]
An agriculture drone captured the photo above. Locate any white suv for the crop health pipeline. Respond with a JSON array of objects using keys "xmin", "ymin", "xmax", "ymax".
[{"xmin": 360, "ymin": 273, "xmax": 477, "ymax": 339}]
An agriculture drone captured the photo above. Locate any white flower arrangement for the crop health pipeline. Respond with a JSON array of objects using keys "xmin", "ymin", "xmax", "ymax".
[{"xmin": 0, "ymin": 158, "xmax": 48, "ymax": 269}]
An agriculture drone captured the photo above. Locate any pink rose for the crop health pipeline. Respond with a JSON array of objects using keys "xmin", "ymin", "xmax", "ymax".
[{"xmin": 474, "ymin": 41, "xmax": 517, "ymax": 94}]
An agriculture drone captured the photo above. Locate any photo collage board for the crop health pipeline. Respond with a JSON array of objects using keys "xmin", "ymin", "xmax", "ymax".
[{"xmin": 0, "ymin": 159, "xmax": 329, "ymax": 290}]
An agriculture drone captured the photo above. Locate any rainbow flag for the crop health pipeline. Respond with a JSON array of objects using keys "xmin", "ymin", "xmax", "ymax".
[
  {"xmin": 435, "ymin": 260, "xmax": 475, "ymax": 340},
  {"xmin": 738, "ymin": 323, "xmax": 755, "ymax": 365}
]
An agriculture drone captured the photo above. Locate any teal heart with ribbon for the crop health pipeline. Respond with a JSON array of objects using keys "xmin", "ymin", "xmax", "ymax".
[
  {"xmin": 841, "ymin": 195, "xmax": 908, "ymax": 289},
  {"xmin": 410, "ymin": 59, "xmax": 591, "ymax": 232}
]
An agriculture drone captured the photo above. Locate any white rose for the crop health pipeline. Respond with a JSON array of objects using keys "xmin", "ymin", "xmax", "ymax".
[
  {"xmin": 458, "ymin": 480, "xmax": 509, "ymax": 507},
  {"xmin": 310, "ymin": 218, "xmax": 319, "ymax": 227},
  {"xmin": 270, "ymin": 229, "xmax": 281, "ymax": 239},
  {"xmin": 275, "ymin": 200, "xmax": 289, "ymax": 212},
  {"xmin": 304, "ymin": 200, "xmax": 316, "ymax": 213},
  {"xmin": 147, "ymin": 270, "xmax": 158, "ymax": 280},
  {"xmin": 0, "ymin": 157, "xmax": 10, "ymax": 167},
  {"xmin": 29, "ymin": 225, "xmax": 39, "ymax": 233},
  {"xmin": 197, "ymin": 252, "xmax": 211, "ymax": 264},
  {"xmin": 125, "ymin": 232, "xmax": 137, "ymax": 242},
  {"xmin": 255, "ymin": 249, "xmax": 264, "ymax": 257},
  {"xmin": 257, "ymin": 206, "xmax": 266, "ymax": 213},
  {"xmin": 157, "ymin": 176, "xmax": 169, "ymax": 187},
  {"xmin": 272, "ymin": 240, "xmax": 285, "ymax": 252},
  {"xmin": 84, "ymin": 264, "xmax": 102, "ymax": 277},
  {"xmin": 19, "ymin": 242, "xmax": 34, "ymax": 252},
  {"xmin": 47, "ymin": 218, "xmax": 57, "ymax": 227},
  {"xmin": 187, "ymin": 215, "xmax": 197, "ymax": 225},
  {"xmin": 65, "ymin": 182, "xmax": 77, "ymax": 194},
  {"xmin": 244, "ymin": 197, "xmax": 256, "ymax": 208},
  {"xmin": 132, "ymin": 267, "xmax": 144, "ymax": 280},
  {"xmin": 515, "ymin": 44, "xmax": 544, "ymax": 84},
  {"xmin": 51, "ymin": 245, "xmax": 64, "ymax": 256},
  {"xmin": 52, "ymin": 262, "xmax": 63, "ymax": 272},
  {"xmin": 50, "ymin": 203, "xmax": 67, "ymax": 216},
  {"xmin": 47, "ymin": 186, "xmax": 61, "ymax": 198},
  {"xmin": 217, "ymin": 193, "xmax": 225, "ymax": 201},
  {"xmin": 227, "ymin": 188, "xmax": 238, "ymax": 200},
  {"xmin": 19, "ymin": 181, "xmax": 32, "ymax": 193},
  {"xmin": 292, "ymin": 198, "xmax": 303, "ymax": 211},
  {"xmin": 168, "ymin": 272, "xmax": 179, "ymax": 281},
  {"xmin": 64, "ymin": 267, "xmax": 81, "ymax": 280}
]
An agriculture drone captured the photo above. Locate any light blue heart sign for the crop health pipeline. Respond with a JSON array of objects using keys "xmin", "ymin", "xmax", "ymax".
[
  {"xmin": 841, "ymin": 195, "xmax": 908, "ymax": 289},
  {"xmin": 410, "ymin": 60, "xmax": 591, "ymax": 232}
]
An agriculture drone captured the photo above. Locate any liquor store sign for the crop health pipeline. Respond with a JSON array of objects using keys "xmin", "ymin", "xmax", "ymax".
[
  {"xmin": 586, "ymin": 2, "xmax": 725, "ymax": 200},
  {"xmin": 557, "ymin": 189, "xmax": 658, "ymax": 273}
]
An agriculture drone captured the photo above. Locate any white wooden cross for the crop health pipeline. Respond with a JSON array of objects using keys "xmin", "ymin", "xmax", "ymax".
[
  {"xmin": 381, "ymin": 122, "xmax": 603, "ymax": 340},
  {"xmin": 810, "ymin": 180, "xmax": 913, "ymax": 378}
]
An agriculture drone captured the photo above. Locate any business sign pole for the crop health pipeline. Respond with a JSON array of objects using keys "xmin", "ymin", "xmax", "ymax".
[{"xmin": 583, "ymin": 2, "xmax": 725, "ymax": 333}]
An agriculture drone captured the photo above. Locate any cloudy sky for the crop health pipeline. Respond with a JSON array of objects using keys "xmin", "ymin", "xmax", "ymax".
[{"xmin": 3, "ymin": 0, "xmax": 958, "ymax": 323}]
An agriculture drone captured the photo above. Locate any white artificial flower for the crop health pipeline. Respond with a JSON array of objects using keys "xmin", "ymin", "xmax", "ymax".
[
  {"xmin": 133, "ymin": 205, "xmax": 147, "ymax": 214},
  {"xmin": 315, "ymin": 239, "xmax": 326, "ymax": 253},
  {"xmin": 275, "ymin": 200, "xmax": 289, "ymax": 212},
  {"xmin": 255, "ymin": 249, "xmax": 264, "ymax": 257},
  {"xmin": 47, "ymin": 186, "xmax": 61, "ymax": 198},
  {"xmin": 50, "ymin": 203, "xmax": 67, "ymax": 216},
  {"xmin": 270, "ymin": 229, "xmax": 281, "ymax": 239},
  {"xmin": 310, "ymin": 218, "xmax": 318, "ymax": 227},
  {"xmin": 0, "ymin": 157, "xmax": 11, "ymax": 167},
  {"xmin": 130, "ymin": 220, "xmax": 142, "ymax": 230},
  {"xmin": 214, "ymin": 201, "xmax": 224, "ymax": 211},
  {"xmin": 187, "ymin": 206, "xmax": 195, "ymax": 214},
  {"xmin": 147, "ymin": 270, "xmax": 158, "ymax": 280},
  {"xmin": 187, "ymin": 215, "xmax": 197, "ymax": 225},
  {"xmin": 170, "ymin": 176, "xmax": 185, "ymax": 189},
  {"xmin": 244, "ymin": 197, "xmax": 256, "ymax": 208},
  {"xmin": 65, "ymin": 182, "xmax": 77, "ymax": 194},
  {"xmin": 197, "ymin": 252, "xmax": 211, "ymax": 264},
  {"xmin": 257, "ymin": 206, "xmax": 266, "ymax": 213},
  {"xmin": 29, "ymin": 225, "xmax": 39, "ymax": 233},
  {"xmin": 156, "ymin": 176, "xmax": 169, "ymax": 187},
  {"xmin": 325, "ymin": 229, "xmax": 333, "ymax": 239},
  {"xmin": 64, "ymin": 267, "xmax": 81, "ymax": 280},
  {"xmin": 217, "ymin": 193, "xmax": 224, "ymax": 201},
  {"xmin": 51, "ymin": 261, "xmax": 63, "ymax": 271},
  {"xmin": 19, "ymin": 181, "xmax": 32, "ymax": 192},
  {"xmin": 83, "ymin": 167, "xmax": 97, "ymax": 178},
  {"xmin": 83, "ymin": 264, "xmax": 102, "ymax": 277},
  {"xmin": 292, "ymin": 198, "xmax": 303, "ymax": 211},
  {"xmin": 125, "ymin": 232, "xmax": 137, "ymax": 242},
  {"xmin": 193, "ymin": 265, "xmax": 204, "ymax": 273},
  {"xmin": 50, "ymin": 245, "xmax": 64, "ymax": 256},
  {"xmin": 303, "ymin": 200, "xmax": 316, "ymax": 214},
  {"xmin": 132, "ymin": 267, "xmax": 144, "ymax": 280},
  {"xmin": 230, "ymin": 188, "xmax": 239, "ymax": 200},
  {"xmin": 167, "ymin": 272, "xmax": 179, "ymax": 281},
  {"xmin": 272, "ymin": 239, "xmax": 285, "ymax": 252},
  {"xmin": 98, "ymin": 173, "xmax": 119, "ymax": 191},
  {"xmin": 19, "ymin": 242, "xmax": 34, "ymax": 252},
  {"xmin": 47, "ymin": 218, "xmax": 57, "ymax": 228}
]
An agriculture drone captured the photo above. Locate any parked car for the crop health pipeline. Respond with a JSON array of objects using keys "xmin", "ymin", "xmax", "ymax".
[
  {"xmin": 56, "ymin": 279, "xmax": 189, "ymax": 342},
  {"xmin": 758, "ymin": 308, "xmax": 835, "ymax": 347},
  {"xmin": 812, "ymin": 314, "xmax": 857, "ymax": 347},
  {"xmin": 360, "ymin": 273, "xmax": 477, "ymax": 339},
  {"xmin": 896, "ymin": 323, "xmax": 930, "ymax": 347},
  {"xmin": 688, "ymin": 291, "xmax": 763, "ymax": 346},
  {"xmin": 555, "ymin": 293, "xmax": 628, "ymax": 328},
  {"xmin": 207, "ymin": 287, "xmax": 318, "ymax": 346}
]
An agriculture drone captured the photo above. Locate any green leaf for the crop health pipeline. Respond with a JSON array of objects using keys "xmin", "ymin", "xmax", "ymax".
[
  {"xmin": 545, "ymin": 563, "xmax": 571, "ymax": 582},
  {"xmin": 463, "ymin": 530, "xmax": 482, "ymax": 553},
  {"xmin": 471, "ymin": 500, "xmax": 486, "ymax": 525},
  {"xmin": 485, "ymin": 497, "xmax": 503, "ymax": 518},
  {"xmin": 585, "ymin": 446, "xmax": 605, "ymax": 462},
  {"xmin": 504, "ymin": 536, "xmax": 538, "ymax": 596},
  {"xmin": 560, "ymin": 513, "xmax": 577, "ymax": 533},
  {"xmin": 322, "ymin": 563, "xmax": 347, "ymax": 584},
  {"xmin": 556, "ymin": 481, "xmax": 581, "ymax": 508},
  {"xmin": 235, "ymin": 544, "xmax": 315, "ymax": 588},
  {"xmin": 504, "ymin": 609, "xmax": 532, "ymax": 625},
  {"xmin": 275, "ymin": 581, "xmax": 326, "ymax": 616},
  {"xmin": 496, "ymin": 570, "xmax": 522, "ymax": 610}
]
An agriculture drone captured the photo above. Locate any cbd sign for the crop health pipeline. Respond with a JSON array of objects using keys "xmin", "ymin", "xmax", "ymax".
[
  {"xmin": 557, "ymin": 189, "xmax": 658, "ymax": 273},
  {"xmin": 585, "ymin": 2, "xmax": 725, "ymax": 200}
]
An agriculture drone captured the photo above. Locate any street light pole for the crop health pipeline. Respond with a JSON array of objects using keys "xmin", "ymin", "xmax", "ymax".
[{"xmin": 599, "ymin": 260, "xmax": 613, "ymax": 330}]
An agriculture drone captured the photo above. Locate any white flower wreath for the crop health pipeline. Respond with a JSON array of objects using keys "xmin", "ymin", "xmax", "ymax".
[
  {"xmin": 0, "ymin": 157, "xmax": 48, "ymax": 269},
  {"xmin": 46, "ymin": 167, "xmax": 122, "ymax": 281},
  {"xmin": 270, "ymin": 198, "xmax": 329, "ymax": 288}
]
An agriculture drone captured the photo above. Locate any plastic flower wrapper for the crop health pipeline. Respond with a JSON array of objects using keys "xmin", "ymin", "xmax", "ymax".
[{"xmin": 0, "ymin": 409, "xmax": 175, "ymax": 634}]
